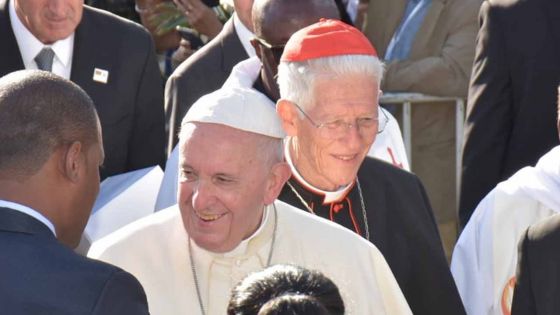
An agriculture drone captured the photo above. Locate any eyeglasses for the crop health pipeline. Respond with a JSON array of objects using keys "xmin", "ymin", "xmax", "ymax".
[
  {"xmin": 293, "ymin": 103, "xmax": 389, "ymax": 139},
  {"xmin": 253, "ymin": 36, "xmax": 286, "ymax": 65}
]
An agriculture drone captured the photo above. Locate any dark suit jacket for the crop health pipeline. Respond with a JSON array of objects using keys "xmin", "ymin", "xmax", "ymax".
[
  {"xmin": 0, "ymin": 1, "xmax": 166, "ymax": 179},
  {"xmin": 279, "ymin": 158, "xmax": 466, "ymax": 315},
  {"xmin": 511, "ymin": 214, "xmax": 560, "ymax": 315},
  {"xmin": 460, "ymin": 0, "xmax": 560, "ymax": 227},
  {"xmin": 164, "ymin": 18, "xmax": 248, "ymax": 149},
  {"xmin": 0, "ymin": 207, "xmax": 149, "ymax": 314}
]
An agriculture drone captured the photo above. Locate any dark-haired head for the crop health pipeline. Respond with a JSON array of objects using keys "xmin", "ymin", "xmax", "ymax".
[
  {"xmin": 257, "ymin": 294, "xmax": 333, "ymax": 315},
  {"xmin": 0, "ymin": 70, "xmax": 99, "ymax": 178},
  {"xmin": 0, "ymin": 70, "xmax": 103, "ymax": 248},
  {"xmin": 227, "ymin": 264, "xmax": 344, "ymax": 315}
]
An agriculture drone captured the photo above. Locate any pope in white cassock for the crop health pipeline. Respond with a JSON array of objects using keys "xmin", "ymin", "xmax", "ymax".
[
  {"xmin": 452, "ymin": 98, "xmax": 560, "ymax": 315},
  {"xmin": 88, "ymin": 86, "xmax": 412, "ymax": 315}
]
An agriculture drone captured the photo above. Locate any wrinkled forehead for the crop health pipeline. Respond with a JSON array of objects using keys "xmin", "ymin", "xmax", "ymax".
[{"xmin": 178, "ymin": 122, "xmax": 264, "ymax": 162}]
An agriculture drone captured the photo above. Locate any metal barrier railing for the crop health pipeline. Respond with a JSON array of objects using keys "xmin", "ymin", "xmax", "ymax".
[{"xmin": 380, "ymin": 92, "xmax": 465, "ymax": 204}]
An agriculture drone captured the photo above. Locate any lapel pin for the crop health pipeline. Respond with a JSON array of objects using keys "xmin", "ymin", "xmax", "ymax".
[{"xmin": 93, "ymin": 68, "xmax": 109, "ymax": 84}]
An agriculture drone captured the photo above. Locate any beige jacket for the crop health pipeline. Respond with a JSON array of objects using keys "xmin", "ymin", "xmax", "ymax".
[{"xmin": 364, "ymin": 0, "xmax": 482, "ymax": 97}]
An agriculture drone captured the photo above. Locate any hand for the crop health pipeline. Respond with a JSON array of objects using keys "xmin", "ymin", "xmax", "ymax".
[
  {"xmin": 172, "ymin": 38, "xmax": 195, "ymax": 68},
  {"xmin": 173, "ymin": 0, "xmax": 223, "ymax": 39}
]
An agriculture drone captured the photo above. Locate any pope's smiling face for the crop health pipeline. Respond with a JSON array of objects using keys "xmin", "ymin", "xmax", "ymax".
[{"xmin": 178, "ymin": 123, "xmax": 273, "ymax": 253}]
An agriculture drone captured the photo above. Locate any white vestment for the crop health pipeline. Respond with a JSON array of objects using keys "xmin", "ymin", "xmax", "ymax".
[
  {"xmin": 451, "ymin": 146, "xmax": 560, "ymax": 315},
  {"xmin": 89, "ymin": 200, "xmax": 412, "ymax": 315}
]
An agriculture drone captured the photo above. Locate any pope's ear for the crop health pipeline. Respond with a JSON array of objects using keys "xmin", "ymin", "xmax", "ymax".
[
  {"xmin": 276, "ymin": 99, "xmax": 299, "ymax": 136},
  {"xmin": 263, "ymin": 162, "xmax": 292, "ymax": 204}
]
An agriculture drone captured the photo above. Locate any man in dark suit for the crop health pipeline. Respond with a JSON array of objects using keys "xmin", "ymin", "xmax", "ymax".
[
  {"xmin": 511, "ymin": 213, "xmax": 560, "ymax": 314},
  {"xmin": 276, "ymin": 19, "xmax": 466, "ymax": 315},
  {"xmin": 0, "ymin": 0, "xmax": 166, "ymax": 179},
  {"xmin": 0, "ymin": 70, "xmax": 149, "ymax": 314},
  {"xmin": 164, "ymin": 0, "xmax": 254, "ymax": 151},
  {"xmin": 460, "ymin": 0, "xmax": 560, "ymax": 227}
]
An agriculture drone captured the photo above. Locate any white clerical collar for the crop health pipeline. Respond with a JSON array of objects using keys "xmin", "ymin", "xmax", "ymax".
[
  {"xmin": 0, "ymin": 199, "xmax": 56, "ymax": 236},
  {"xmin": 222, "ymin": 205, "xmax": 270, "ymax": 258},
  {"xmin": 232, "ymin": 13, "xmax": 256, "ymax": 58},
  {"xmin": 285, "ymin": 138, "xmax": 354, "ymax": 203},
  {"xmin": 9, "ymin": 0, "xmax": 74, "ymax": 78}
]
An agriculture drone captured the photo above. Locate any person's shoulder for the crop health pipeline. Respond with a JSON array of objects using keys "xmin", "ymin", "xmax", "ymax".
[
  {"xmin": 169, "ymin": 31, "xmax": 230, "ymax": 83},
  {"xmin": 486, "ymin": 0, "xmax": 530, "ymax": 13},
  {"xmin": 359, "ymin": 157, "xmax": 420, "ymax": 187},
  {"xmin": 39, "ymin": 238, "xmax": 132, "ymax": 283},
  {"xmin": 81, "ymin": 5, "xmax": 151, "ymax": 42},
  {"xmin": 276, "ymin": 200, "xmax": 375, "ymax": 250},
  {"xmin": 169, "ymin": 19, "xmax": 239, "ymax": 81},
  {"xmin": 527, "ymin": 213, "xmax": 560, "ymax": 245},
  {"xmin": 88, "ymin": 206, "xmax": 181, "ymax": 258},
  {"xmin": 518, "ymin": 214, "xmax": 560, "ymax": 266},
  {"xmin": 43, "ymin": 241, "xmax": 143, "ymax": 295}
]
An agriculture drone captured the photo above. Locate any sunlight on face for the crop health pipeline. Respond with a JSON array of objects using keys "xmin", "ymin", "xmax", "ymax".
[
  {"xmin": 15, "ymin": 0, "xmax": 83, "ymax": 44},
  {"xmin": 292, "ymin": 73, "xmax": 379, "ymax": 191},
  {"xmin": 178, "ymin": 123, "xmax": 273, "ymax": 253}
]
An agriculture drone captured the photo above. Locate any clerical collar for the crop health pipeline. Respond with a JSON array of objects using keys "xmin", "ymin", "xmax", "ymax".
[
  {"xmin": 285, "ymin": 138, "xmax": 355, "ymax": 203},
  {"xmin": 9, "ymin": 0, "xmax": 74, "ymax": 79},
  {"xmin": 222, "ymin": 205, "xmax": 270, "ymax": 258}
]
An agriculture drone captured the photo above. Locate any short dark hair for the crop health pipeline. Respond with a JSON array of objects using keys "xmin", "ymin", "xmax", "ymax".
[
  {"xmin": 227, "ymin": 264, "xmax": 345, "ymax": 315},
  {"xmin": 258, "ymin": 294, "xmax": 332, "ymax": 315},
  {"xmin": 0, "ymin": 70, "xmax": 98, "ymax": 177}
]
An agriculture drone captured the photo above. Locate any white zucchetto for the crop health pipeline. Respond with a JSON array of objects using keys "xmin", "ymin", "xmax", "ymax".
[{"xmin": 181, "ymin": 87, "xmax": 285, "ymax": 139}]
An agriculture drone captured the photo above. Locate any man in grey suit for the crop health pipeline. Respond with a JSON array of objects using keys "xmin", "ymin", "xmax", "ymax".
[
  {"xmin": 0, "ymin": 0, "xmax": 166, "ymax": 179},
  {"xmin": 0, "ymin": 70, "xmax": 149, "ymax": 315},
  {"xmin": 165, "ymin": 0, "xmax": 255, "ymax": 151}
]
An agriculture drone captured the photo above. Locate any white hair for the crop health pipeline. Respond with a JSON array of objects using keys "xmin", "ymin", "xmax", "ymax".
[
  {"xmin": 256, "ymin": 136, "xmax": 285, "ymax": 168},
  {"xmin": 179, "ymin": 122, "xmax": 284, "ymax": 169},
  {"xmin": 277, "ymin": 55, "xmax": 384, "ymax": 109}
]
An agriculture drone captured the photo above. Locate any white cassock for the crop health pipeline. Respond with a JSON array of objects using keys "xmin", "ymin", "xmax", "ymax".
[
  {"xmin": 451, "ymin": 146, "xmax": 560, "ymax": 315},
  {"xmin": 89, "ymin": 200, "xmax": 412, "ymax": 315}
]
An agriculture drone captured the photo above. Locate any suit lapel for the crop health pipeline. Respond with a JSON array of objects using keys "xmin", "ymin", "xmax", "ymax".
[
  {"xmin": 366, "ymin": 0, "xmax": 407, "ymax": 56},
  {"xmin": 410, "ymin": 0, "xmax": 446, "ymax": 58},
  {"xmin": 70, "ymin": 7, "xmax": 113, "ymax": 102},
  {"xmin": 0, "ymin": 207, "xmax": 56, "ymax": 239},
  {"xmin": 0, "ymin": 0, "xmax": 25, "ymax": 75}
]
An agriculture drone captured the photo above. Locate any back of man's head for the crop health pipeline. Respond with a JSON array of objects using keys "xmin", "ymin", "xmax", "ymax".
[
  {"xmin": 0, "ymin": 70, "xmax": 102, "ymax": 247},
  {"xmin": 0, "ymin": 70, "xmax": 98, "ymax": 179}
]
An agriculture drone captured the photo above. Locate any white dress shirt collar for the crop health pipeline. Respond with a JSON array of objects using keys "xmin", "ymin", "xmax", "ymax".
[
  {"xmin": 285, "ymin": 138, "xmax": 354, "ymax": 203},
  {"xmin": 0, "ymin": 199, "xmax": 57, "ymax": 236},
  {"xmin": 9, "ymin": 0, "xmax": 74, "ymax": 79},
  {"xmin": 232, "ymin": 13, "xmax": 256, "ymax": 58}
]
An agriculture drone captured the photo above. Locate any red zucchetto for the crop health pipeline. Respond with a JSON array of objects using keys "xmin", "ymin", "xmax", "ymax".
[{"xmin": 280, "ymin": 18, "xmax": 378, "ymax": 62}]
